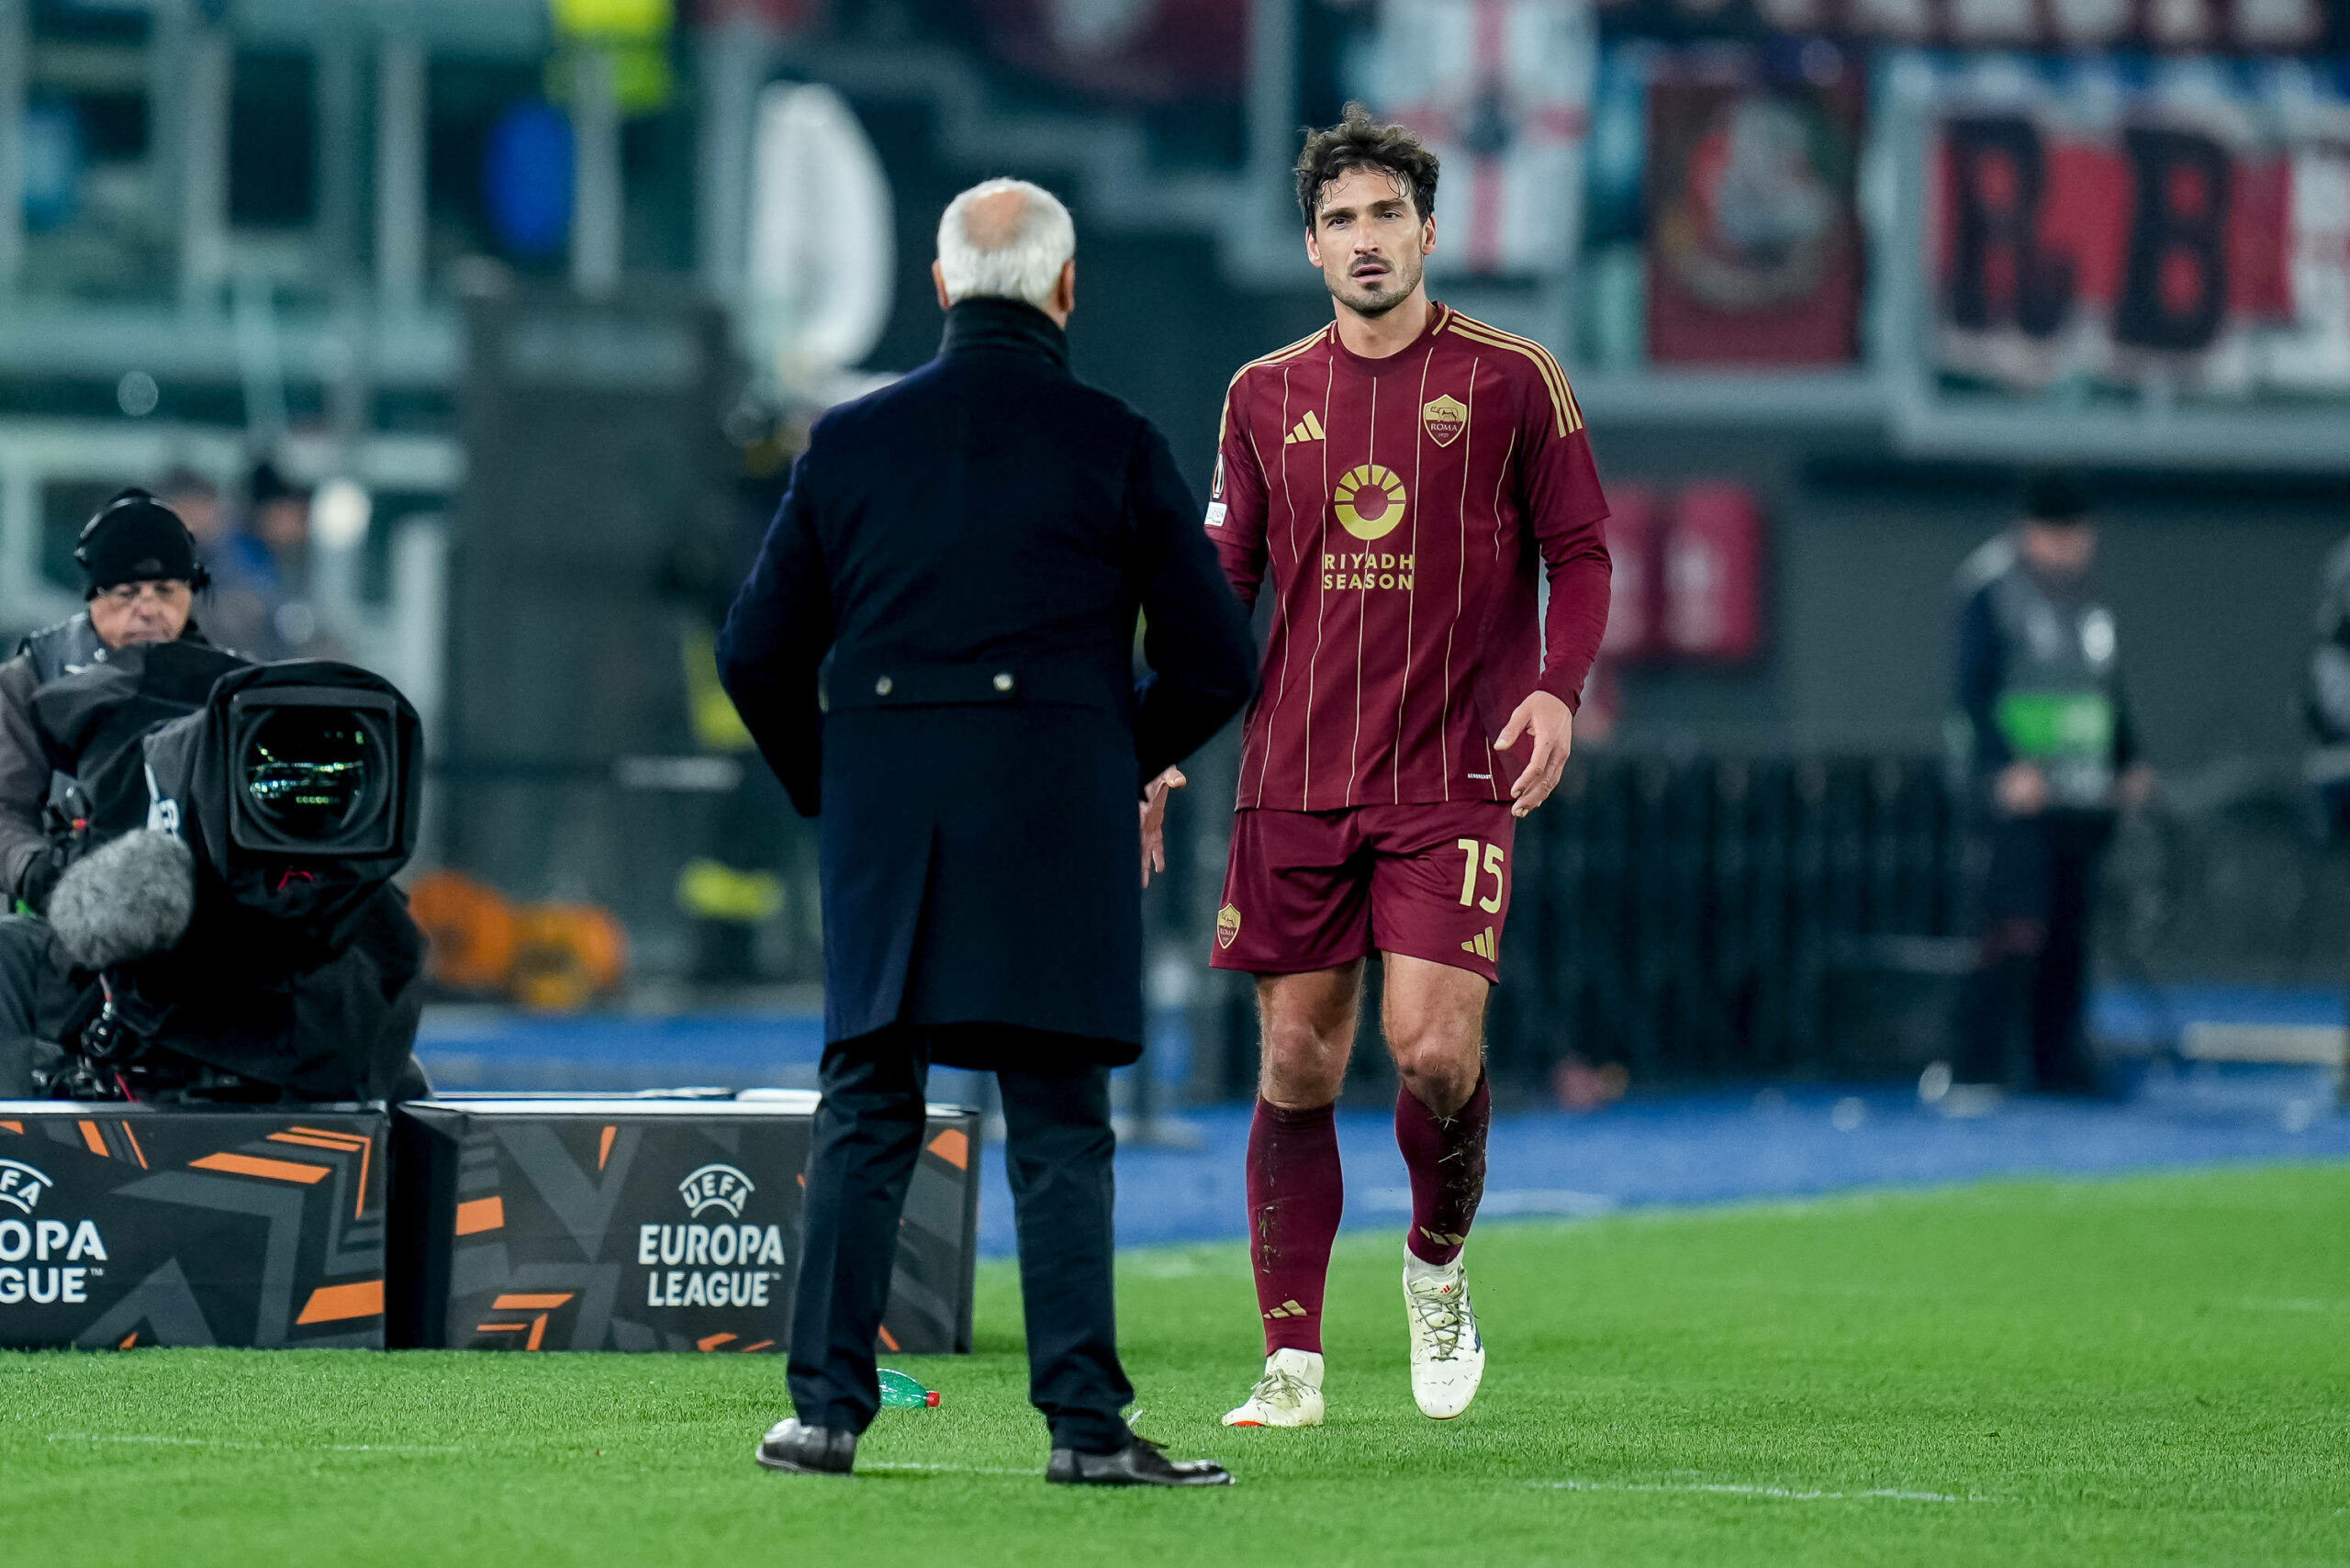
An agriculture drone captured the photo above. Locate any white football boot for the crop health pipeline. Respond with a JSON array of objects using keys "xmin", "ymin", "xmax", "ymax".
[
  {"xmin": 1221, "ymin": 1347, "xmax": 1326, "ymax": 1428},
  {"xmin": 1403, "ymin": 1252, "xmax": 1485, "ymax": 1419}
]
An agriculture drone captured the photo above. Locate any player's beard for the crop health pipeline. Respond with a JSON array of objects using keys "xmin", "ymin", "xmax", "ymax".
[{"xmin": 1327, "ymin": 246, "xmax": 1425, "ymax": 320}]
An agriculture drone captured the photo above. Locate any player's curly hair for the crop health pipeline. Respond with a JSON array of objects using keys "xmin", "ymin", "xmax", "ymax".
[{"xmin": 1294, "ymin": 103, "xmax": 1440, "ymax": 229}]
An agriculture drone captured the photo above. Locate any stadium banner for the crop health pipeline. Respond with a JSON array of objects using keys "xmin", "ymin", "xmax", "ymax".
[
  {"xmin": 1644, "ymin": 44, "xmax": 1865, "ymax": 364},
  {"xmin": 1368, "ymin": 0, "xmax": 1597, "ymax": 277},
  {"xmin": 391, "ymin": 1094, "xmax": 980, "ymax": 1354},
  {"xmin": 1908, "ymin": 53, "xmax": 2350, "ymax": 400},
  {"xmin": 971, "ymin": 0, "xmax": 1248, "ymax": 103},
  {"xmin": 1592, "ymin": 0, "xmax": 2344, "ymax": 54},
  {"xmin": 0, "ymin": 1103, "xmax": 389, "ymax": 1350}
]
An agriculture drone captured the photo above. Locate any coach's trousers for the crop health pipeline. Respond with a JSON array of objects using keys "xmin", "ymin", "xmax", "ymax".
[{"xmin": 787, "ymin": 1024, "xmax": 1135, "ymax": 1454}]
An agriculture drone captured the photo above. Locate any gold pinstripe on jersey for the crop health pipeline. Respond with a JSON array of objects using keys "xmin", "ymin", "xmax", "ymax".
[
  {"xmin": 1440, "ymin": 313, "xmax": 1583, "ymax": 437},
  {"xmin": 1217, "ymin": 326, "xmax": 1333, "ymax": 444},
  {"xmin": 1446, "ymin": 317, "xmax": 1582, "ymax": 435}
]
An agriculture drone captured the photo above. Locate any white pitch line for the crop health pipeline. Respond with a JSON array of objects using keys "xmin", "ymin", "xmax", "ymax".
[
  {"xmin": 46, "ymin": 1432, "xmax": 463, "ymax": 1456},
  {"xmin": 859, "ymin": 1461, "xmax": 1038, "ymax": 1477},
  {"xmin": 1528, "ymin": 1478, "xmax": 1990, "ymax": 1504}
]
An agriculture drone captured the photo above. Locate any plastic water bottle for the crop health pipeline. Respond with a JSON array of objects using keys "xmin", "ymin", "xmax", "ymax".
[{"xmin": 878, "ymin": 1368, "xmax": 940, "ymax": 1407}]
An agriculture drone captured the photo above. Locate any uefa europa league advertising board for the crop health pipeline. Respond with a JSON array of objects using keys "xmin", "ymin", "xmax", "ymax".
[
  {"xmin": 0, "ymin": 1104, "xmax": 390, "ymax": 1349},
  {"xmin": 392, "ymin": 1096, "xmax": 979, "ymax": 1354}
]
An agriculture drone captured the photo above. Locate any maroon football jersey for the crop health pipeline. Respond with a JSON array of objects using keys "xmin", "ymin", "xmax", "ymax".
[{"xmin": 1208, "ymin": 303, "xmax": 1612, "ymax": 811}]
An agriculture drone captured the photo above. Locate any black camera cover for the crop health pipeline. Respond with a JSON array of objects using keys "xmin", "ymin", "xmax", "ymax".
[
  {"xmin": 79, "ymin": 661, "xmax": 429, "ymax": 1100},
  {"xmin": 33, "ymin": 641, "xmax": 251, "ymax": 837},
  {"xmin": 140, "ymin": 660, "xmax": 422, "ymax": 959},
  {"xmin": 19, "ymin": 656, "xmax": 430, "ymax": 1102}
]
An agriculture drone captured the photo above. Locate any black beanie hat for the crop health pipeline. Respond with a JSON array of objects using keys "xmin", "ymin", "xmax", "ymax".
[
  {"xmin": 248, "ymin": 459, "xmax": 297, "ymax": 508},
  {"xmin": 2022, "ymin": 470, "xmax": 2090, "ymax": 526},
  {"xmin": 76, "ymin": 487, "xmax": 207, "ymax": 599}
]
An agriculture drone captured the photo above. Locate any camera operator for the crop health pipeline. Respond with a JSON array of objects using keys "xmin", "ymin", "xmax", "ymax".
[{"xmin": 0, "ymin": 489, "xmax": 218, "ymax": 1093}]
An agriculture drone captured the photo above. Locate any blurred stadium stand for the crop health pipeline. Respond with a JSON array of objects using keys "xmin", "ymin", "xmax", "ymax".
[{"xmin": 0, "ymin": 0, "xmax": 2342, "ymax": 1100}]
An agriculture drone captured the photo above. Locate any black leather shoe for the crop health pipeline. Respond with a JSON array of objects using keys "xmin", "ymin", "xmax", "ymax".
[
  {"xmin": 1046, "ymin": 1436, "xmax": 1234, "ymax": 1487},
  {"xmin": 755, "ymin": 1417, "xmax": 857, "ymax": 1476}
]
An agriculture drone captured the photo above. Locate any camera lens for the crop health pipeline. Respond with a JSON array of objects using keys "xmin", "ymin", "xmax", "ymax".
[{"xmin": 241, "ymin": 710, "xmax": 377, "ymax": 839}]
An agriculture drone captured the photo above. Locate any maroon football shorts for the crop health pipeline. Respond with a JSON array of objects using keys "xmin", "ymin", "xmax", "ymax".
[{"xmin": 1210, "ymin": 802, "xmax": 1517, "ymax": 983}]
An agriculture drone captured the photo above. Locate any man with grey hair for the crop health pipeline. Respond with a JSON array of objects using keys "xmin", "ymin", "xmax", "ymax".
[
  {"xmin": 723, "ymin": 177, "xmax": 1254, "ymax": 1485},
  {"xmin": 933, "ymin": 175, "xmax": 1078, "ymax": 314}
]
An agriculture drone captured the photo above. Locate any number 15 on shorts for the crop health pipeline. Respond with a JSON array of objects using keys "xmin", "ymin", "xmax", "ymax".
[{"xmin": 1457, "ymin": 838, "xmax": 1505, "ymax": 913}]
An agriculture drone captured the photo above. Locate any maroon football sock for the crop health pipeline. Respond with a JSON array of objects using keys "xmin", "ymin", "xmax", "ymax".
[
  {"xmin": 1397, "ymin": 1073, "xmax": 1490, "ymax": 1266},
  {"xmin": 1246, "ymin": 1097, "xmax": 1344, "ymax": 1355}
]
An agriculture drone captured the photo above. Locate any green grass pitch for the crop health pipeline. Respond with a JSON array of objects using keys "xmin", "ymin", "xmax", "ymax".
[{"xmin": 6, "ymin": 1164, "xmax": 2347, "ymax": 1566}]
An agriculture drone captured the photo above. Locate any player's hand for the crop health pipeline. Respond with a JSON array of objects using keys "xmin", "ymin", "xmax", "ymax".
[
  {"xmin": 1496, "ymin": 690, "xmax": 1572, "ymax": 818},
  {"xmin": 1141, "ymin": 767, "xmax": 1186, "ymax": 887}
]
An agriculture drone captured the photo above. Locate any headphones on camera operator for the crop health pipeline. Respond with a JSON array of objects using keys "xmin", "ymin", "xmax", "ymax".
[
  {"xmin": 74, "ymin": 488, "xmax": 213, "ymax": 594},
  {"xmin": 19, "ymin": 488, "xmax": 213, "ymax": 689}
]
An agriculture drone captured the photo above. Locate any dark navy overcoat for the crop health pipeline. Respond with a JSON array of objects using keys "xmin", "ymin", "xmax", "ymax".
[{"xmin": 717, "ymin": 298, "xmax": 1255, "ymax": 1065}]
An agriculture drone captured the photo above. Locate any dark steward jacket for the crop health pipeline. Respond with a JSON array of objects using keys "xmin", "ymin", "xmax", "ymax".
[{"xmin": 717, "ymin": 297, "xmax": 1256, "ymax": 1061}]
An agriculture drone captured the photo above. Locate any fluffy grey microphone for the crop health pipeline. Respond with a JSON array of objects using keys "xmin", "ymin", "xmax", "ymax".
[{"xmin": 48, "ymin": 829, "xmax": 196, "ymax": 970}]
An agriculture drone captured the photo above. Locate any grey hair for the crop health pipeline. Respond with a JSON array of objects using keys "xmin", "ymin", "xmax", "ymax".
[{"xmin": 934, "ymin": 178, "xmax": 1074, "ymax": 310}]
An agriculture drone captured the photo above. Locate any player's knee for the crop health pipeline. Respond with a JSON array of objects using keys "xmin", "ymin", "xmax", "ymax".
[
  {"xmin": 1259, "ymin": 1014, "xmax": 1348, "ymax": 1103},
  {"xmin": 1263, "ymin": 1014, "xmax": 1348, "ymax": 1068},
  {"xmin": 1390, "ymin": 1030, "xmax": 1480, "ymax": 1112}
]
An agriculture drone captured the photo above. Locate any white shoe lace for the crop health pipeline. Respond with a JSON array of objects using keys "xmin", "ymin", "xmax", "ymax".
[
  {"xmin": 1409, "ymin": 1282, "xmax": 1471, "ymax": 1361},
  {"xmin": 1249, "ymin": 1364, "xmax": 1316, "ymax": 1410}
]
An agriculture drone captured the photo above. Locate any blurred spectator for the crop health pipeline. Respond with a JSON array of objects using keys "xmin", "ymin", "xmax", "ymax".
[
  {"xmin": 1947, "ymin": 474, "xmax": 2151, "ymax": 1097},
  {"xmin": 2304, "ymin": 534, "xmax": 2350, "ymax": 834},
  {"xmin": 250, "ymin": 460, "xmax": 311, "ymax": 557},
  {"xmin": 248, "ymin": 461, "xmax": 326, "ymax": 654},
  {"xmin": 155, "ymin": 467, "xmax": 220, "ymax": 546},
  {"xmin": 159, "ymin": 465, "xmax": 283, "ymax": 659}
]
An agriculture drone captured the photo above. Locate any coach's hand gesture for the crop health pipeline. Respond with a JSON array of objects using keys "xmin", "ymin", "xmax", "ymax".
[
  {"xmin": 1497, "ymin": 690, "xmax": 1572, "ymax": 818},
  {"xmin": 1141, "ymin": 767, "xmax": 1186, "ymax": 886}
]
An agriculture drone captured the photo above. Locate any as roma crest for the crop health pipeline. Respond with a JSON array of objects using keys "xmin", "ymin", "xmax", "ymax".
[
  {"xmin": 1422, "ymin": 394, "xmax": 1467, "ymax": 448},
  {"xmin": 1216, "ymin": 903, "xmax": 1242, "ymax": 950}
]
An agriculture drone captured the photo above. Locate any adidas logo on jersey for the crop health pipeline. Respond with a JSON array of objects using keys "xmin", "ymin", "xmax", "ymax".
[
  {"xmin": 1461, "ymin": 928, "xmax": 1497, "ymax": 961},
  {"xmin": 1283, "ymin": 410, "xmax": 1326, "ymax": 445}
]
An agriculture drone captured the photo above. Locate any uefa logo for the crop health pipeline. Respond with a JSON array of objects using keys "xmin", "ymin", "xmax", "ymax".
[
  {"xmin": 677, "ymin": 1163, "xmax": 755, "ymax": 1220},
  {"xmin": 0, "ymin": 1159, "xmax": 52, "ymax": 1215}
]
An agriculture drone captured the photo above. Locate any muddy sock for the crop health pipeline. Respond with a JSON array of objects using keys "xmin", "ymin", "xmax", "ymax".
[
  {"xmin": 1396, "ymin": 1073, "xmax": 1490, "ymax": 1266},
  {"xmin": 1246, "ymin": 1097, "xmax": 1344, "ymax": 1355}
]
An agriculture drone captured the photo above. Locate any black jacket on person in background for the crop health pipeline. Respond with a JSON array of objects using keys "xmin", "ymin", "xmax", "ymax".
[
  {"xmin": 717, "ymin": 297, "xmax": 1257, "ymax": 1060},
  {"xmin": 1952, "ymin": 536, "xmax": 2136, "ymax": 806}
]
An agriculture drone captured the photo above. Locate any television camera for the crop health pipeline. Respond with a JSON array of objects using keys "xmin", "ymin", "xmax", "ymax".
[{"xmin": 31, "ymin": 654, "xmax": 429, "ymax": 1103}]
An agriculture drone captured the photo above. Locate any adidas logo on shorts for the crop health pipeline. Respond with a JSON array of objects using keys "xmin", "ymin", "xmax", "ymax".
[{"xmin": 1461, "ymin": 927, "xmax": 1496, "ymax": 960}]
